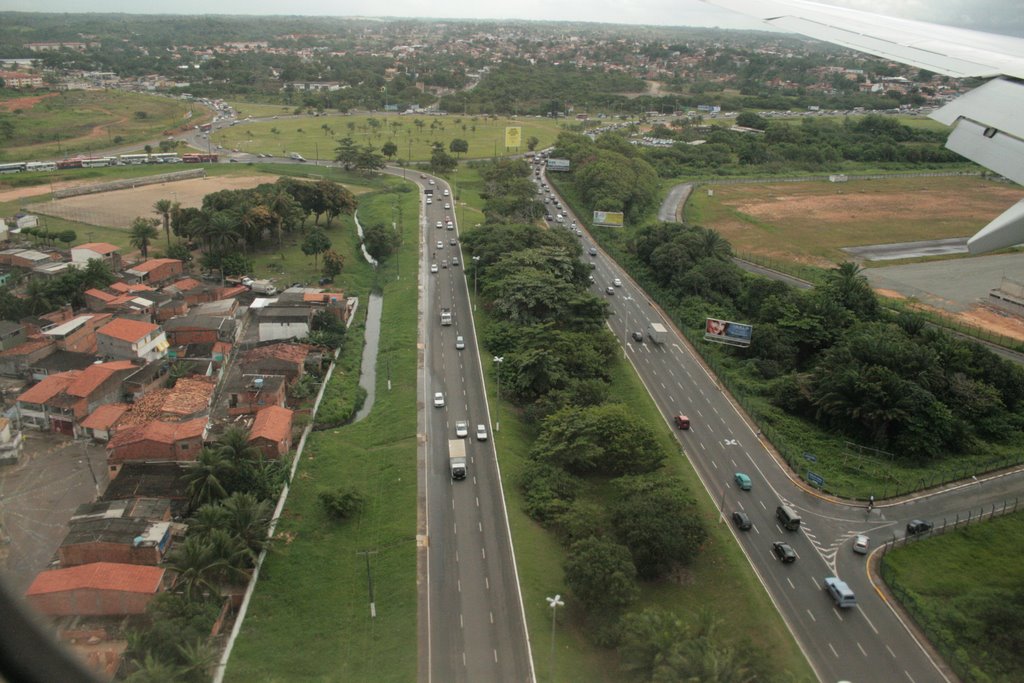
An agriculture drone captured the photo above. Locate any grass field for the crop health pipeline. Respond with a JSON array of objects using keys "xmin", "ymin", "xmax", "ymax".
[
  {"xmin": 210, "ymin": 113, "xmax": 566, "ymax": 163},
  {"xmin": 0, "ymin": 90, "xmax": 198, "ymax": 162},
  {"xmin": 225, "ymin": 180, "xmax": 421, "ymax": 682},
  {"xmin": 881, "ymin": 511, "xmax": 1024, "ymax": 681},
  {"xmin": 684, "ymin": 175, "xmax": 1022, "ymax": 266}
]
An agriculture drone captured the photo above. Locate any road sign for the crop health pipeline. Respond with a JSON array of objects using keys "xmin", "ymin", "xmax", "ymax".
[
  {"xmin": 808, "ymin": 471, "xmax": 824, "ymax": 487},
  {"xmin": 803, "ymin": 452, "xmax": 817, "ymax": 462}
]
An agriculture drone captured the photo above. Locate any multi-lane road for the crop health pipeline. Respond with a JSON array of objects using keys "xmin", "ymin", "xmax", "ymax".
[{"xmin": 416, "ymin": 177, "xmax": 534, "ymax": 683}]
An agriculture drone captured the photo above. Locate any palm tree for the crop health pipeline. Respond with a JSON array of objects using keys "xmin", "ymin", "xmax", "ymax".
[
  {"xmin": 165, "ymin": 535, "xmax": 223, "ymax": 601},
  {"xmin": 220, "ymin": 492, "xmax": 272, "ymax": 559},
  {"xmin": 129, "ymin": 217, "xmax": 160, "ymax": 259},
  {"xmin": 200, "ymin": 211, "xmax": 240, "ymax": 258},
  {"xmin": 176, "ymin": 639, "xmax": 219, "ymax": 683},
  {"xmin": 183, "ymin": 448, "xmax": 235, "ymax": 510},
  {"xmin": 697, "ymin": 226, "xmax": 732, "ymax": 260},
  {"xmin": 187, "ymin": 502, "xmax": 231, "ymax": 537},
  {"xmin": 216, "ymin": 426, "xmax": 261, "ymax": 463},
  {"xmin": 24, "ymin": 278, "xmax": 54, "ymax": 316},
  {"xmin": 124, "ymin": 653, "xmax": 185, "ymax": 683},
  {"xmin": 153, "ymin": 199, "xmax": 173, "ymax": 250}
]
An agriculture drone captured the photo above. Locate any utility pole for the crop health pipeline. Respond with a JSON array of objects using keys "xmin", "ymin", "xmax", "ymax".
[
  {"xmin": 493, "ymin": 356, "xmax": 503, "ymax": 432},
  {"xmin": 356, "ymin": 549, "xmax": 379, "ymax": 618},
  {"xmin": 547, "ymin": 594, "xmax": 564, "ymax": 682}
]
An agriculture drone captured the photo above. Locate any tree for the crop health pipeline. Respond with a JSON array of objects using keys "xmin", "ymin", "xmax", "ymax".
[
  {"xmin": 334, "ymin": 137, "xmax": 359, "ymax": 170},
  {"xmin": 319, "ymin": 488, "xmax": 365, "ymax": 520},
  {"xmin": 322, "ymin": 249, "xmax": 344, "ymax": 279},
  {"xmin": 184, "ymin": 448, "xmax": 235, "ymax": 510},
  {"xmin": 449, "ymin": 138, "xmax": 469, "ymax": 157},
  {"xmin": 57, "ymin": 230, "xmax": 76, "ymax": 247},
  {"xmin": 362, "ymin": 222, "xmax": 401, "ymax": 262},
  {"xmin": 381, "ymin": 141, "xmax": 398, "ymax": 159},
  {"xmin": 216, "ymin": 426, "xmax": 261, "ymax": 463},
  {"xmin": 316, "ymin": 180, "xmax": 357, "ymax": 226},
  {"xmin": 165, "ymin": 536, "xmax": 224, "ymax": 601},
  {"xmin": 129, "ymin": 217, "xmax": 160, "ymax": 259},
  {"xmin": 429, "ymin": 146, "xmax": 458, "ymax": 174},
  {"xmin": 301, "ymin": 228, "xmax": 332, "ymax": 270},
  {"xmin": 355, "ymin": 145, "xmax": 385, "ymax": 174},
  {"xmin": 532, "ymin": 403, "xmax": 666, "ymax": 475},
  {"xmin": 219, "ymin": 492, "xmax": 272, "ymax": 559},
  {"xmin": 201, "ymin": 211, "xmax": 240, "ymax": 260},
  {"xmin": 563, "ymin": 536, "xmax": 638, "ymax": 611},
  {"xmin": 527, "ymin": 136, "xmax": 540, "ymax": 151}
]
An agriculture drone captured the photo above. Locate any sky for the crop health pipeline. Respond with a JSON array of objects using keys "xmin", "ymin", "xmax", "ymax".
[{"xmin": 2, "ymin": 0, "xmax": 1023, "ymax": 36}]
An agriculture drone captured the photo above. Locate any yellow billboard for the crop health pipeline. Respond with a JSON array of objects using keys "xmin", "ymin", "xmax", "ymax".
[
  {"xmin": 505, "ymin": 126, "xmax": 522, "ymax": 148},
  {"xmin": 592, "ymin": 211, "xmax": 625, "ymax": 227}
]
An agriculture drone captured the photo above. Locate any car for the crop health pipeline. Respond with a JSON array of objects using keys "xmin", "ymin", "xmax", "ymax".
[
  {"xmin": 455, "ymin": 335, "xmax": 465, "ymax": 350},
  {"xmin": 476, "ymin": 424, "xmax": 488, "ymax": 441},
  {"xmin": 240, "ymin": 276, "xmax": 254, "ymax": 287},
  {"xmin": 772, "ymin": 541, "xmax": 797, "ymax": 563},
  {"xmin": 420, "ymin": 173, "xmax": 426, "ymax": 179},
  {"xmin": 606, "ymin": 286, "xmax": 615, "ymax": 295},
  {"xmin": 545, "ymin": 214, "xmax": 553, "ymax": 221},
  {"xmin": 444, "ymin": 202, "xmax": 451, "ymax": 210},
  {"xmin": 449, "ymin": 237, "xmax": 457, "ymax": 246},
  {"xmin": 429, "ymin": 179, "xmax": 435, "ymax": 185},
  {"xmin": 588, "ymin": 247, "xmax": 597, "ymax": 256},
  {"xmin": 430, "ymin": 263, "xmax": 438, "ymax": 274},
  {"xmin": 613, "ymin": 278, "xmax": 622, "ymax": 287},
  {"xmin": 443, "ymin": 189, "xmax": 450, "ymax": 196},
  {"xmin": 452, "ymin": 256, "xmax": 460, "ymax": 266},
  {"xmin": 436, "ymin": 220, "xmax": 443, "ymax": 229},
  {"xmin": 229, "ymin": 158, "xmax": 239, "ymax": 163},
  {"xmin": 433, "ymin": 392, "xmax": 445, "ymax": 408},
  {"xmin": 588, "ymin": 274, "xmax": 595, "ymax": 283},
  {"xmin": 436, "ymin": 241, "xmax": 444, "ymax": 250},
  {"xmin": 455, "ymin": 420, "xmax": 468, "ymax": 438},
  {"xmin": 734, "ymin": 472, "xmax": 752, "ymax": 490},
  {"xmin": 426, "ymin": 197, "xmax": 432, "ymax": 204},
  {"xmin": 853, "ymin": 534, "xmax": 870, "ymax": 554},
  {"xmin": 732, "ymin": 511, "xmax": 752, "ymax": 530},
  {"xmin": 906, "ymin": 519, "xmax": 934, "ymax": 535},
  {"xmin": 631, "ymin": 331, "xmax": 644, "ymax": 342},
  {"xmin": 675, "ymin": 414, "xmax": 690, "ymax": 430},
  {"xmin": 442, "ymin": 259, "xmax": 448, "ymax": 268},
  {"xmin": 446, "ymin": 221, "xmax": 454, "ymax": 230},
  {"xmin": 576, "ymin": 229, "xmax": 583, "ymax": 236}
]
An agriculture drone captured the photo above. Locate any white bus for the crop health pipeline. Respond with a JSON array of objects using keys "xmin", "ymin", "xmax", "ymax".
[
  {"xmin": 119, "ymin": 154, "xmax": 150, "ymax": 165},
  {"xmin": 81, "ymin": 157, "xmax": 116, "ymax": 168},
  {"xmin": 149, "ymin": 153, "xmax": 181, "ymax": 163},
  {"xmin": 0, "ymin": 162, "xmax": 26, "ymax": 174},
  {"xmin": 25, "ymin": 161, "xmax": 58, "ymax": 172}
]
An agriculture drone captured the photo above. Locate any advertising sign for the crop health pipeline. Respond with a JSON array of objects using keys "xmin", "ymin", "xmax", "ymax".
[
  {"xmin": 546, "ymin": 158, "xmax": 571, "ymax": 172},
  {"xmin": 504, "ymin": 126, "xmax": 522, "ymax": 148},
  {"xmin": 704, "ymin": 318, "xmax": 753, "ymax": 347},
  {"xmin": 592, "ymin": 211, "xmax": 624, "ymax": 227}
]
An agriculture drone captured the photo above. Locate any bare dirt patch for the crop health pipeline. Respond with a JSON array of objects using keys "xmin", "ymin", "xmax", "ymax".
[
  {"xmin": 35, "ymin": 175, "xmax": 276, "ymax": 230},
  {"xmin": 0, "ymin": 93, "xmax": 58, "ymax": 113},
  {"xmin": 877, "ymin": 290, "xmax": 1024, "ymax": 342}
]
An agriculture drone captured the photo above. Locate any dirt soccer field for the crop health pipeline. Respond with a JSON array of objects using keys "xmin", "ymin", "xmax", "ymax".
[
  {"xmin": 34, "ymin": 175, "xmax": 274, "ymax": 230},
  {"xmin": 689, "ymin": 175, "xmax": 1023, "ymax": 267}
]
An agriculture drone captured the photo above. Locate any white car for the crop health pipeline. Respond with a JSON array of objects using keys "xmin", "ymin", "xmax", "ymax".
[
  {"xmin": 443, "ymin": 189, "xmax": 450, "ymax": 196},
  {"xmin": 429, "ymin": 179, "xmax": 435, "ymax": 185},
  {"xmin": 436, "ymin": 220, "xmax": 443, "ymax": 229},
  {"xmin": 455, "ymin": 420, "xmax": 468, "ymax": 438},
  {"xmin": 455, "ymin": 335, "xmax": 465, "ymax": 350},
  {"xmin": 613, "ymin": 278, "xmax": 622, "ymax": 287},
  {"xmin": 444, "ymin": 202, "xmax": 451, "ymax": 210},
  {"xmin": 853, "ymin": 535, "xmax": 870, "ymax": 555},
  {"xmin": 426, "ymin": 197, "xmax": 432, "ymax": 204},
  {"xmin": 436, "ymin": 241, "xmax": 443, "ymax": 250},
  {"xmin": 476, "ymin": 424, "xmax": 488, "ymax": 441},
  {"xmin": 433, "ymin": 392, "xmax": 445, "ymax": 408},
  {"xmin": 430, "ymin": 263, "xmax": 438, "ymax": 274}
]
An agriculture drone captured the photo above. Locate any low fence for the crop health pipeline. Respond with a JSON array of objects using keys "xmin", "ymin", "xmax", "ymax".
[
  {"xmin": 878, "ymin": 498, "xmax": 1021, "ymax": 682},
  {"xmin": 52, "ymin": 168, "xmax": 207, "ymax": 198}
]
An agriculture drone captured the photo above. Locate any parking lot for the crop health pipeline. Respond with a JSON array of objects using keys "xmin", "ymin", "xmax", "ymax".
[{"xmin": 0, "ymin": 432, "xmax": 108, "ymax": 594}]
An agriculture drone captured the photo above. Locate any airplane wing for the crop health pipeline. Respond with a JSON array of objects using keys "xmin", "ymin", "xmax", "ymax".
[{"xmin": 703, "ymin": 0, "xmax": 1024, "ymax": 254}]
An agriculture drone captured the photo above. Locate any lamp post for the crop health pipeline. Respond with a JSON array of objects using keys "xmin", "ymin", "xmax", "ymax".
[
  {"xmin": 472, "ymin": 255, "xmax": 480, "ymax": 311},
  {"xmin": 493, "ymin": 356, "xmax": 503, "ymax": 432},
  {"xmin": 547, "ymin": 594, "xmax": 564, "ymax": 682}
]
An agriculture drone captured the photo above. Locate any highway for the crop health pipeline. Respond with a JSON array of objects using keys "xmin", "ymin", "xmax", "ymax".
[
  {"xmin": 417, "ymin": 177, "xmax": 534, "ymax": 683},
  {"xmin": 538, "ymin": 163, "xmax": 1024, "ymax": 683}
]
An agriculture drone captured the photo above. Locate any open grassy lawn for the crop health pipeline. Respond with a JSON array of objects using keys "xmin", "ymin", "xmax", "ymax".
[
  {"xmin": 226, "ymin": 101, "xmax": 297, "ymax": 118},
  {"xmin": 881, "ymin": 511, "xmax": 1024, "ymax": 681},
  {"xmin": 225, "ymin": 176, "xmax": 421, "ymax": 682},
  {"xmin": 210, "ymin": 113, "xmax": 565, "ymax": 163},
  {"xmin": 684, "ymin": 175, "xmax": 1022, "ymax": 266},
  {"xmin": 0, "ymin": 90, "xmax": 196, "ymax": 162}
]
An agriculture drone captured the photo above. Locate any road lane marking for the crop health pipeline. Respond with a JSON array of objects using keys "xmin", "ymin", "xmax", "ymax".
[
  {"xmin": 858, "ymin": 606, "xmax": 880, "ymax": 635},
  {"xmin": 490, "ymin": 611, "xmax": 494, "ymax": 624},
  {"xmin": 904, "ymin": 672, "xmax": 916, "ymax": 683},
  {"xmin": 481, "ymin": 548, "xmax": 486, "ymax": 560},
  {"xmin": 886, "ymin": 645, "xmax": 896, "ymax": 658},
  {"xmin": 828, "ymin": 643, "xmax": 838, "ymax": 658},
  {"xmin": 711, "ymin": 460, "xmax": 718, "ymax": 470},
  {"xmin": 787, "ymin": 577, "xmax": 795, "ymax": 590},
  {"xmin": 460, "ymin": 614, "xmax": 464, "ymax": 628},
  {"xmin": 759, "ymin": 500, "xmax": 767, "ymax": 510},
  {"xmin": 485, "ymin": 577, "xmax": 490, "ymax": 590},
  {"xmin": 857, "ymin": 642, "xmax": 867, "ymax": 657},
  {"xmin": 478, "ymin": 522, "xmax": 482, "ymax": 532},
  {"xmin": 806, "ymin": 609, "xmax": 816, "ymax": 622}
]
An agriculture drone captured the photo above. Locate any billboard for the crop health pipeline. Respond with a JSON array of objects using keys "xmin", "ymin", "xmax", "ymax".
[
  {"xmin": 505, "ymin": 126, "xmax": 522, "ymax": 148},
  {"xmin": 704, "ymin": 318, "xmax": 753, "ymax": 347},
  {"xmin": 546, "ymin": 158, "xmax": 571, "ymax": 172},
  {"xmin": 592, "ymin": 211, "xmax": 625, "ymax": 227}
]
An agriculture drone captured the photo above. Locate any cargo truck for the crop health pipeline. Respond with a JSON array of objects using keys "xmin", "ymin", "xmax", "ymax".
[
  {"xmin": 449, "ymin": 439, "xmax": 467, "ymax": 480},
  {"xmin": 250, "ymin": 279, "xmax": 278, "ymax": 296},
  {"xmin": 647, "ymin": 322, "xmax": 668, "ymax": 344}
]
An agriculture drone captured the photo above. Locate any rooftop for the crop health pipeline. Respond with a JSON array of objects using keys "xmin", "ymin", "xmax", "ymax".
[
  {"xmin": 243, "ymin": 342, "xmax": 313, "ymax": 366},
  {"xmin": 109, "ymin": 281, "xmax": 154, "ymax": 294},
  {"xmin": 25, "ymin": 562, "xmax": 164, "ymax": 596},
  {"xmin": 80, "ymin": 403, "xmax": 130, "ymax": 430},
  {"xmin": 127, "ymin": 258, "xmax": 182, "ymax": 275},
  {"xmin": 115, "ymin": 377, "xmax": 215, "ymax": 426},
  {"xmin": 249, "ymin": 405, "xmax": 293, "ymax": 443},
  {"xmin": 18, "ymin": 372, "xmax": 77, "ymax": 405},
  {"xmin": 0, "ymin": 337, "xmax": 54, "ymax": 358},
  {"xmin": 61, "ymin": 517, "xmax": 168, "ymax": 548},
  {"xmin": 102, "ymin": 462, "xmax": 190, "ymax": 504},
  {"xmin": 97, "ymin": 318, "xmax": 160, "ymax": 343},
  {"xmin": 72, "ymin": 498, "xmax": 171, "ymax": 523},
  {"xmin": 65, "ymin": 361, "xmax": 136, "ymax": 398},
  {"xmin": 73, "ymin": 242, "xmax": 120, "ymax": 255},
  {"xmin": 107, "ymin": 417, "xmax": 207, "ymax": 449}
]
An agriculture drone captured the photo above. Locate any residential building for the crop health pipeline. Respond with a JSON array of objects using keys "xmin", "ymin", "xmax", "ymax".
[
  {"xmin": 40, "ymin": 314, "xmax": 111, "ymax": 354},
  {"xmin": 0, "ymin": 337, "xmax": 55, "ymax": 378},
  {"xmin": 163, "ymin": 312, "xmax": 238, "ymax": 346},
  {"xmin": 124, "ymin": 258, "xmax": 183, "ymax": 285},
  {"xmin": 106, "ymin": 417, "xmax": 207, "ymax": 475},
  {"xmin": 0, "ymin": 321, "xmax": 26, "ymax": 351},
  {"xmin": 239, "ymin": 342, "xmax": 315, "ymax": 384},
  {"xmin": 16, "ymin": 361, "xmax": 136, "ymax": 434},
  {"xmin": 256, "ymin": 306, "xmax": 314, "ymax": 342},
  {"xmin": 247, "ymin": 405, "xmax": 294, "ymax": 459},
  {"xmin": 0, "ymin": 70, "xmax": 44, "ymax": 88},
  {"xmin": 59, "ymin": 517, "xmax": 172, "ymax": 567},
  {"xmin": 71, "ymin": 497, "xmax": 172, "ymax": 524},
  {"xmin": 71, "ymin": 243, "xmax": 122, "ymax": 272},
  {"xmin": 79, "ymin": 403, "xmax": 130, "ymax": 442},
  {"xmin": 25, "ymin": 563, "xmax": 167, "ymax": 617},
  {"xmin": 96, "ymin": 318, "xmax": 167, "ymax": 362},
  {"xmin": 225, "ymin": 372, "xmax": 287, "ymax": 416},
  {"xmin": 0, "ymin": 248, "xmax": 57, "ymax": 269}
]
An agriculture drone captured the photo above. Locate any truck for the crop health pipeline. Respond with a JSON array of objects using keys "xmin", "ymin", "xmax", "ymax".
[
  {"xmin": 440, "ymin": 307, "xmax": 452, "ymax": 326},
  {"xmin": 250, "ymin": 279, "xmax": 278, "ymax": 296},
  {"xmin": 823, "ymin": 576, "xmax": 856, "ymax": 608},
  {"xmin": 647, "ymin": 322, "xmax": 668, "ymax": 344},
  {"xmin": 449, "ymin": 439, "xmax": 467, "ymax": 480}
]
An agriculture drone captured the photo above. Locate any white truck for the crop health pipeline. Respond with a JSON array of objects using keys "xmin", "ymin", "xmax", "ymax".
[
  {"xmin": 647, "ymin": 322, "xmax": 668, "ymax": 344},
  {"xmin": 250, "ymin": 279, "xmax": 278, "ymax": 296},
  {"xmin": 449, "ymin": 439, "xmax": 467, "ymax": 480},
  {"xmin": 440, "ymin": 307, "xmax": 452, "ymax": 326}
]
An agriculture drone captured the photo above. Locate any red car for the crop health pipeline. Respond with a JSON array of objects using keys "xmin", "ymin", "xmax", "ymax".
[{"xmin": 674, "ymin": 414, "xmax": 690, "ymax": 430}]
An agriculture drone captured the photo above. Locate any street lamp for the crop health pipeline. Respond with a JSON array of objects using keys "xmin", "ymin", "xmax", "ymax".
[
  {"xmin": 493, "ymin": 356, "xmax": 503, "ymax": 432},
  {"xmin": 472, "ymin": 255, "xmax": 480, "ymax": 311},
  {"xmin": 547, "ymin": 594, "xmax": 564, "ymax": 682}
]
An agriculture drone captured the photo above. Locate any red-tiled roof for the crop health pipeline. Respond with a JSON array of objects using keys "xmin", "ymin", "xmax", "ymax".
[
  {"xmin": 18, "ymin": 373, "xmax": 78, "ymax": 404},
  {"xmin": 25, "ymin": 562, "xmax": 164, "ymax": 596},
  {"xmin": 97, "ymin": 318, "xmax": 159, "ymax": 343},
  {"xmin": 80, "ymin": 403, "xmax": 130, "ymax": 430},
  {"xmin": 0, "ymin": 337, "xmax": 54, "ymax": 358},
  {"xmin": 109, "ymin": 281, "xmax": 154, "ymax": 293},
  {"xmin": 217, "ymin": 285, "xmax": 248, "ymax": 299},
  {"xmin": 107, "ymin": 417, "xmax": 206, "ymax": 449},
  {"xmin": 85, "ymin": 288, "xmax": 117, "ymax": 302},
  {"xmin": 74, "ymin": 243, "xmax": 120, "ymax": 255},
  {"xmin": 243, "ymin": 343, "xmax": 312, "ymax": 365},
  {"xmin": 66, "ymin": 361, "xmax": 135, "ymax": 398},
  {"xmin": 129, "ymin": 258, "xmax": 181, "ymax": 274},
  {"xmin": 168, "ymin": 278, "xmax": 201, "ymax": 291},
  {"xmin": 248, "ymin": 405, "xmax": 293, "ymax": 443}
]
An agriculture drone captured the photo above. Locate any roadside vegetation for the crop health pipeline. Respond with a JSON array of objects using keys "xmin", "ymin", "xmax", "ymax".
[{"xmin": 881, "ymin": 512, "xmax": 1024, "ymax": 682}]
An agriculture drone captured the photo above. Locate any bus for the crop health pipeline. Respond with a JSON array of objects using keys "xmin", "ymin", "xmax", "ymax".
[
  {"xmin": 25, "ymin": 161, "xmax": 58, "ymax": 172},
  {"xmin": 56, "ymin": 159, "xmax": 83, "ymax": 169},
  {"xmin": 198, "ymin": 123, "xmax": 213, "ymax": 132},
  {"xmin": 0, "ymin": 162, "xmax": 27, "ymax": 174},
  {"xmin": 149, "ymin": 153, "xmax": 181, "ymax": 164},
  {"xmin": 81, "ymin": 157, "xmax": 116, "ymax": 168},
  {"xmin": 119, "ymin": 154, "xmax": 150, "ymax": 165},
  {"xmin": 182, "ymin": 153, "xmax": 218, "ymax": 163}
]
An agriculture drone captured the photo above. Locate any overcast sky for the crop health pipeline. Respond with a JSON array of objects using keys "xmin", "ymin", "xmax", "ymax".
[{"xmin": 3, "ymin": 0, "xmax": 1023, "ymax": 36}]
